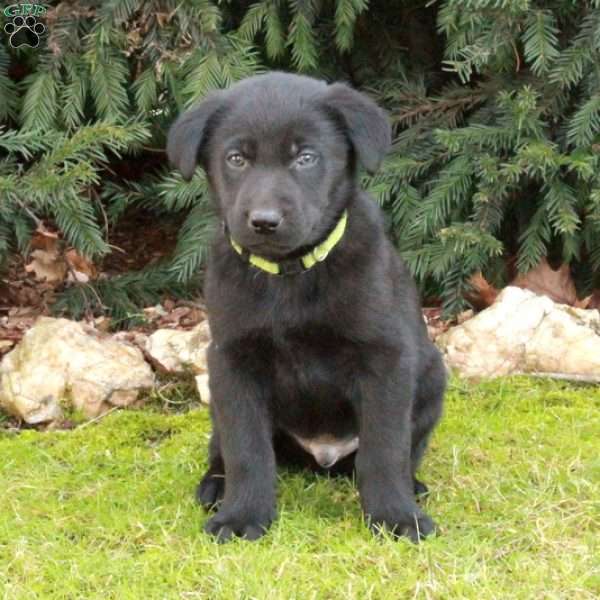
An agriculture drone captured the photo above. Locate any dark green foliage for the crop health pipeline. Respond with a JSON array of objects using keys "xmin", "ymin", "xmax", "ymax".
[
  {"xmin": 53, "ymin": 265, "xmax": 195, "ymax": 328},
  {"xmin": 1, "ymin": 0, "xmax": 599, "ymax": 322}
]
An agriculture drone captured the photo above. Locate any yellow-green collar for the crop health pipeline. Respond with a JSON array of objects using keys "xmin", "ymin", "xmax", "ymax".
[{"xmin": 229, "ymin": 210, "xmax": 348, "ymax": 275}]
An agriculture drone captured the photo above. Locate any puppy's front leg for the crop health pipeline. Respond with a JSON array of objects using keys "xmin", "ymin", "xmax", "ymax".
[
  {"xmin": 355, "ymin": 359, "xmax": 436, "ymax": 542},
  {"xmin": 204, "ymin": 347, "xmax": 276, "ymax": 542}
]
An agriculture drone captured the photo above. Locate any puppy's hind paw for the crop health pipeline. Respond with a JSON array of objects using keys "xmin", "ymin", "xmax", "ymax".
[
  {"xmin": 413, "ymin": 477, "xmax": 429, "ymax": 498},
  {"xmin": 196, "ymin": 471, "xmax": 225, "ymax": 511}
]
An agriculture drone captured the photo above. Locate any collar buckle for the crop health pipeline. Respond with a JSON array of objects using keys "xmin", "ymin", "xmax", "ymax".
[{"xmin": 311, "ymin": 245, "xmax": 329, "ymax": 262}]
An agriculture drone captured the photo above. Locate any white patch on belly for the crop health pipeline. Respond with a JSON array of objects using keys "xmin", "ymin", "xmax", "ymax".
[{"xmin": 291, "ymin": 433, "xmax": 359, "ymax": 468}]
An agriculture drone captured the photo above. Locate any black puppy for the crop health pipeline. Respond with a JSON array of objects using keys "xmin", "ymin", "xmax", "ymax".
[{"xmin": 167, "ymin": 72, "xmax": 446, "ymax": 543}]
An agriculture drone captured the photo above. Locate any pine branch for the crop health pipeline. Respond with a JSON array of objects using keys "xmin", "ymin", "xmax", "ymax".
[
  {"xmin": 133, "ymin": 67, "xmax": 158, "ymax": 113},
  {"xmin": 182, "ymin": 37, "xmax": 262, "ymax": 105},
  {"xmin": 334, "ymin": 0, "xmax": 368, "ymax": 53},
  {"xmin": 288, "ymin": 1, "xmax": 318, "ymax": 71},
  {"xmin": 168, "ymin": 203, "xmax": 218, "ymax": 283},
  {"xmin": 52, "ymin": 191, "xmax": 110, "ymax": 258},
  {"xmin": 517, "ymin": 204, "xmax": 552, "ymax": 273},
  {"xmin": 544, "ymin": 179, "xmax": 581, "ymax": 236},
  {"xmin": 53, "ymin": 265, "xmax": 196, "ymax": 327},
  {"xmin": 61, "ymin": 58, "xmax": 89, "ymax": 130},
  {"xmin": 567, "ymin": 94, "xmax": 600, "ymax": 147},
  {"xmin": 239, "ymin": 2, "xmax": 268, "ymax": 41},
  {"xmin": 0, "ymin": 128, "xmax": 52, "ymax": 157},
  {"xmin": 156, "ymin": 171, "xmax": 210, "ymax": 212},
  {"xmin": 264, "ymin": 1, "xmax": 285, "ymax": 60},
  {"xmin": 21, "ymin": 70, "xmax": 59, "ymax": 131},
  {"xmin": 414, "ymin": 156, "xmax": 473, "ymax": 236},
  {"xmin": 0, "ymin": 45, "xmax": 18, "ymax": 122},
  {"xmin": 522, "ymin": 10, "xmax": 560, "ymax": 75},
  {"xmin": 549, "ymin": 11, "xmax": 600, "ymax": 89},
  {"xmin": 87, "ymin": 44, "xmax": 131, "ymax": 122}
]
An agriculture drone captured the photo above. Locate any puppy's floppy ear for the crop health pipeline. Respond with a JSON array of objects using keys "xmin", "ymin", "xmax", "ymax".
[
  {"xmin": 322, "ymin": 83, "xmax": 391, "ymax": 174},
  {"xmin": 167, "ymin": 91, "xmax": 227, "ymax": 180}
]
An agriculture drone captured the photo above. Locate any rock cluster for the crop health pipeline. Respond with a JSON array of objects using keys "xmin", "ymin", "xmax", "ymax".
[
  {"xmin": 438, "ymin": 286, "xmax": 600, "ymax": 380},
  {"xmin": 145, "ymin": 320, "xmax": 211, "ymax": 405},
  {"xmin": 0, "ymin": 317, "xmax": 154, "ymax": 424},
  {"xmin": 0, "ymin": 317, "xmax": 212, "ymax": 426},
  {"xmin": 2, "ymin": 287, "xmax": 599, "ymax": 426}
]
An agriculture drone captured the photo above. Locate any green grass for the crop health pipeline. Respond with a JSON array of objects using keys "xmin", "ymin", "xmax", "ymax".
[{"xmin": 1, "ymin": 377, "xmax": 599, "ymax": 599}]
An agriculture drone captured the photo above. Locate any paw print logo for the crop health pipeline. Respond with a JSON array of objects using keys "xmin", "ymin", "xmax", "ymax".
[{"xmin": 4, "ymin": 15, "xmax": 46, "ymax": 48}]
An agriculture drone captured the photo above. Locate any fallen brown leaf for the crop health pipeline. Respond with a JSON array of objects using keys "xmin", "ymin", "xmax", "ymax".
[
  {"xmin": 587, "ymin": 290, "xmax": 600, "ymax": 310},
  {"xmin": 158, "ymin": 306, "xmax": 192, "ymax": 327},
  {"xmin": 423, "ymin": 307, "xmax": 450, "ymax": 341},
  {"xmin": 465, "ymin": 272, "xmax": 500, "ymax": 310},
  {"xmin": 25, "ymin": 249, "xmax": 68, "ymax": 283},
  {"xmin": 93, "ymin": 316, "xmax": 112, "ymax": 332},
  {"xmin": 511, "ymin": 258, "xmax": 578, "ymax": 306},
  {"xmin": 65, "ymin": 248, "xmax": 97, "ymax": 283},
  {"xmin": 29, "ymin": 225, "xmax": 60, "ymax": 252}
]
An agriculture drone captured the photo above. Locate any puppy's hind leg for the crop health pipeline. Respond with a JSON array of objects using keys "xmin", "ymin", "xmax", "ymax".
[
  {"xmin": 196, "ymin": 424, "xmax": 225, "ymax": 510},
  {"xmin": 411, "ymin": 347, "xmax": 446, "ymax": 497}
]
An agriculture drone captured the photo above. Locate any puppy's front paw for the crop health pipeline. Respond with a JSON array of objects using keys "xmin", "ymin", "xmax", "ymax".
[
  {"xmin": 204, "ymin": 508, "xmax": 275, "ymax": 543},
  {"xmin": 196, "ymin": 471, "xmax": 225, "ymax": 511},
  {"xmin": 366, "ymin": 507, "xmax": 436, "ymax": 543}
]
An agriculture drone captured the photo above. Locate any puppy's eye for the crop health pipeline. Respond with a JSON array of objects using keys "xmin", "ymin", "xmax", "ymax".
[
  {"xmin": 294, "ymin": 152, "xmax": 318, "ymax": 169},
  {"xmin": 226, "ymin": 152, "xmax": 247, "ymax": 169}
]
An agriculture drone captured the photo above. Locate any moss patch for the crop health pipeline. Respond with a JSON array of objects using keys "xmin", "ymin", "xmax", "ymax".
[{"xmin": 1, "ymin": 377, "xmax": 598, "ymax": 599}]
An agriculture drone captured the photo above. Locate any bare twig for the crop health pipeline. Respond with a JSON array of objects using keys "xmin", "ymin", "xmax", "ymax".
[
  {"xmin": 519, "ymin": 372, "xmax": 600, "ymax": 384},
  {"xmin": 76, "ymin": 406, "xmax": 119, "ymax": 429}
]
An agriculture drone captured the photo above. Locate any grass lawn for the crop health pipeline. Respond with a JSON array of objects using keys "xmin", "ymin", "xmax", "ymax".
[{"xmin": 0, "ymin": 377, "xmax": 598, "ymax": 599}]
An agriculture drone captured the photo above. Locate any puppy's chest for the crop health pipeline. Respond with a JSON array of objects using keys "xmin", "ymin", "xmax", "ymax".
[
  {"xmin": 267, "ymin": 326, "xmax": 359, "ymax": 429},
  {"xmin": 272, "ymin": 326, "xmax": 358, "ymax": 393}
]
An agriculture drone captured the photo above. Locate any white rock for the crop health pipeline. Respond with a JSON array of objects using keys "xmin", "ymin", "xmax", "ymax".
[
  {"xmin": 145, "ymin": 320, "xmax": 211, "ymax": 375},
  {"xmin": 146, "ymin": 320, "xmax": 212, "ymax": 404},
  {"xmin": 195, "ymin": 373, "xmax": 211, "ymax": 405},
  {"xmin": 437, "ymin": 286, "xmax": 600, "ymax": 379},
  {"xmin": 524, "ymin": 306, "xmax": 600, "ymax": 376},
  {"xmin": 0, "ymin": 317, "xmax": 154, "ymax": 424},
  {"xmin": 0, "ymin": 340, "xmax": 14, "ymax": 352}
]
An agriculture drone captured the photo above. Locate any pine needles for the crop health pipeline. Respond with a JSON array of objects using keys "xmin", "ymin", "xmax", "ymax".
[{"xmin": 1, "ymin": 0, "xmax": 599, "ymax": 321}]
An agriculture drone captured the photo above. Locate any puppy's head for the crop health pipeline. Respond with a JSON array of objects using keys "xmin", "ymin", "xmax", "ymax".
[{"xmin": 167, "ymin": 72, "xmax": 390, "ymax": 258}]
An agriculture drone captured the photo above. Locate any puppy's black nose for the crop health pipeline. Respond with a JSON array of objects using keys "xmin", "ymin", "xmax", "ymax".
[{"xmin": 249, "ymin": 210, "xmax": 282, "ymax": 234}]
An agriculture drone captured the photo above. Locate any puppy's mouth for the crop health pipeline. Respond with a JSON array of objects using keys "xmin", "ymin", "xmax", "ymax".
[
  {"xmin": 225, "ymin": 222, "xmax": 307, "ymax": 259},
  {"xmin": 243, "ymin": 240, "xmax": 299, "ymax": 257}
]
